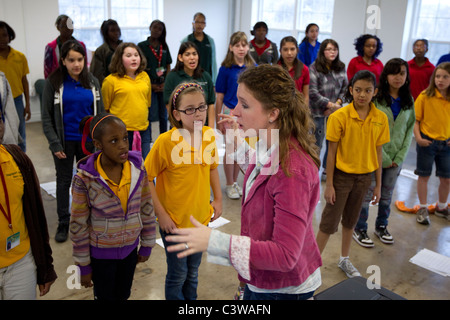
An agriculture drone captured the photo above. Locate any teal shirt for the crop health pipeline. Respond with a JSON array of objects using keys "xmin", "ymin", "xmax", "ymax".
[
  {"xmin": 163, "ymin": 69, "xmax": 216, "ymax": 107},
  {"xmin": 375, "ymin": 98, "xmax": 415, "ymax": 168}
]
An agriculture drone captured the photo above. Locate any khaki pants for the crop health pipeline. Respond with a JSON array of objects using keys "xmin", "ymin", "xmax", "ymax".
[
  {"xmin": 319, "ymin": 169, "xmax": 373, "ymax": 234},
  {"xmin": 0, "ymin": 249, "xmax": 37, "ymax": 300}
]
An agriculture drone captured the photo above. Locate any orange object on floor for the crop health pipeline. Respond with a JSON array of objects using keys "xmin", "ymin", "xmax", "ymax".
[{"xmin": 395, "ymin": 201, "xmax": 450, "ymax": 214}]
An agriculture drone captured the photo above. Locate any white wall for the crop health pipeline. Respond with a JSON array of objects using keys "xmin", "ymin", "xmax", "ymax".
[
  {"xmin": 1, "ymin": 0, "xmax": 413, "ymax": 122},
  {"xmin": 331, "ymin": 0, "xmax": 410, "ymax": 67},
  {"xmin": 0, "ymin": 0, "xmax": 59, "ymax": 122},
  {"xmin": 163, "ymin": 0, "xmax": 232, "ymax": 72}
]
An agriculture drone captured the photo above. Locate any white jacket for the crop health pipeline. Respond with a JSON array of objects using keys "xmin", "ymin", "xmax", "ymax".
[{"xmin": 0, "ymin": 72, "xmax": 20, "ymax": 145}]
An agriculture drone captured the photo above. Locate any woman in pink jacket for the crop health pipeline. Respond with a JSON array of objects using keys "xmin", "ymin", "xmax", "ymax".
[{"xmin": 166, "ymin": 64, "xmax": 322, "ymax": 300}]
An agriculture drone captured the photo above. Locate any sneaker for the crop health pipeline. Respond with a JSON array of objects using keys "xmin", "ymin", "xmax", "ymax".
[
  {"xmin": 233, "ymin": 286, "xmax": 245, "ymax": 300},
  {"xmin": 435, "ymin": 206, "xmax": 449, "ymax": 220},
  {"xmin": 353, "ymin": 229, "xmax": 374, "ymax": 248},
  {"xmin": 374, "ymin": 226, "xmax": 394, "ymax": 244},
  {"xmin": 226, "ymin": 184, "xmax": 240, "ymax": 199},
  {"xmin": 416, "ymin": 207, "xmax": 430, "ymax": 225},
  {"xmin": 338, "ymin": 258, "xmax": 361, "ymax": 278},
  {"xmin": 233, "ymin": 182, "xmax": 243, "ymax": 196},
  {"xmin": 55, "ymin": 223, "xmax": 69, "ymax": 243}
]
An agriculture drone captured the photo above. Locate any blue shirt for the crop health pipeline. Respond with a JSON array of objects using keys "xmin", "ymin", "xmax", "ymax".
[
  {"xmin": 63, "ymin": 75, "xmax": 94, "ymax": 141},
  {"xmin": 390, "ymin": 96, "xmax": 401, "ymax": 120},
  {"xmin": 215, "ymin": 64, "xmax": 247, "ymax": 109},
  {"xmin": 437, "ymin": 53, "xmax": 450, "ymax": 65},
  {"xmin": 297, "ymin": 41, "xmax": 320, "ymax": 67}
]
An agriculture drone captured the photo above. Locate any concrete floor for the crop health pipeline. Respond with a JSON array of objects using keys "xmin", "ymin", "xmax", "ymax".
[{"xmin": 23, "ymin": 121, "xmax": 449, "ymax": 300}]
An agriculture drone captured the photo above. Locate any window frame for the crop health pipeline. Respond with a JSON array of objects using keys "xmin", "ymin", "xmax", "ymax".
[
  {"xmin": 251, "ymin": 0, "xmax": 335, "ymax": 46},
  {"xmin": 58, "ymin": 0, "xmax": 163, "ymax": 51},
  {"xmin": 405, "ymin": 0, "xmax": 450, "ymax": 65}
]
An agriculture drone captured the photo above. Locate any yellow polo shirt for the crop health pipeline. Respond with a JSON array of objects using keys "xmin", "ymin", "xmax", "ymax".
[
  {"xmin": 96, "ymin": 153, "xmax": 131, "ymax": 214},
  {"xmin": 415, "ymin": 89, "xmax": 450, "ymax": 141},
  {"xmin": 145, "ymin": 127, "xmax": 219, "ymax": 228},
  {"xmin": 0, "ymin": 145, "xmax": 30, "ymax": 268},
  {"xmin": 102, "ymin": 72, "xmax": 152, "ymax": 131},
  {"xmin": 0, "ymin": 47, "xmax": 30, "ymax": 98},
  {"xmin": 326, "ymin": 102, "xmax": 390, "ymax": 174}
]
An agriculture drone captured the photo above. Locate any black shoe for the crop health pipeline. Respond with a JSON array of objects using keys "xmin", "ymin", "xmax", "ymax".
[
  {"xmin": 374, "ymin": 226, "xmax": 394, "ymax": 244},
  {"xmin": 352, "ymin": 229, "xmax": 374, "ymax": 248},
  {"xmin": 55, "ymin": 223, "xmax": 69, "ymax": 243}
]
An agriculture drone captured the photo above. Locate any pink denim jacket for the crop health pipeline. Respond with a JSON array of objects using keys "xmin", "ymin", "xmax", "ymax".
[{"xmin": 230, "ymin": 139, "xmax": 322, "ymax": 289}]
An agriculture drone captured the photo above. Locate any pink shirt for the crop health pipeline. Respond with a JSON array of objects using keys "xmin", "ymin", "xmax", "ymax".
[
  {"xmin": 230, "ymin": 138, "xmax": 322, "ymax": 289},
  {"xmin": 277, "ymin": 61, "xmax": 310, "ymax": 92}
]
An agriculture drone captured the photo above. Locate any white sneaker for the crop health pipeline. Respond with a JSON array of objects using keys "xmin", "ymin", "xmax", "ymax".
[
  {"xmin": 226, "ymin": 185, "xmax": 240, "ymax": 199},
  {"xmin": 338, "ymin": 258, "xmax": 361, "ymax": 278},
  {"xmin": 233, "ymin": 182, "xmax": 243, "ymax": 196}
]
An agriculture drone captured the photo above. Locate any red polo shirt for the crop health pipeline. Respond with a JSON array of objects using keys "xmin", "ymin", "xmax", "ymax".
[
  {"xmin": 347, "ymin": 56, "xmax": 384, "ymax": 84},
  {"xmin": 408, "ymin": 58, "xmax": 435, "ymax": 100}
]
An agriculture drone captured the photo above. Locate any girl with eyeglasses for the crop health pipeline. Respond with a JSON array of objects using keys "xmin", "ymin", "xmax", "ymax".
[
  {"xmin": 309, "ymin": 39, "xmax": 348, "ymax": 181},
  {"xmin": 145, "ymin": 82, "xmax": 222, "ymax": 300},
  {"xmin": 164, "ymin": 41, "xmax": 216, "ymax": 128}
]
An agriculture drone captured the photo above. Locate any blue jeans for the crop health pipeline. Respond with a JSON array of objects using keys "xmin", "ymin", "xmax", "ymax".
[
  {"xmin": 14, "ymin": 95, "xmax": 26, "ymax": 152},
  {"xmin": 356, "ymin": 166, "xmax": 401, "ymax": 231},
  {"xmin": 160, "ymin": 229, "xmax": 203, "ymax": 300},
  {"xmin": 415, "ymin": 132, "xmax": 450, "ymax": 178},
  {"xmin": 127, "ymin": 128, "xmax": 151, "ymax": 160},
  {"xmin": 313, "ymin": 116, "xmax": 328, "ymax": 169},
  {"xmin": 243, "ymin": 286, "xmax": 314, "ymax": 300}
]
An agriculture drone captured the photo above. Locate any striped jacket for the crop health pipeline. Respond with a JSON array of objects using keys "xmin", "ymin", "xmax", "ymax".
[{"xmin": 70, "ymin": 151, "xmax": 155, "ymax": 275}]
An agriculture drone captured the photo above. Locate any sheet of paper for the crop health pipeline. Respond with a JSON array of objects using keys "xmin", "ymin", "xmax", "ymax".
[
  {"xmin": 156, "ymin": 217, "xmax": 231, "ymax": 248},
  {"xmin": 400, "ymin": 169, "xmax": 418, "ymax": 180},
  {"xmin": 409, "ymin": 248, "xmax": 450, "ymax": 277},
  {"xmin": 40, "ymin": 181, "xmax": 57, "ymax": 198}
]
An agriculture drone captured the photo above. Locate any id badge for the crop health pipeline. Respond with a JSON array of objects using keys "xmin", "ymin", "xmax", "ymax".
[
  {"xmin": 156, "ymin": 67, "xmax": 165, "ymax": 77},
  {"xmin": 6, "ymin": 232, "xmax": 20, "ymax": 251}
]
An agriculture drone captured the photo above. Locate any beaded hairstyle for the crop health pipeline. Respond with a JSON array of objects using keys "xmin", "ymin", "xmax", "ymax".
[
  {"xmin": 168, "ymin": 82, "xmax": 206, "ymax": 128},
  {"xmin": 172, "ymin": 82, "xmax": 204, "ymax": 107}
]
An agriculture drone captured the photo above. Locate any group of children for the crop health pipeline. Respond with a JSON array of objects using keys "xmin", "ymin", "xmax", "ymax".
[{"xmin": 0, "ymin": 13, "xmax": 449, "ymax": 301}]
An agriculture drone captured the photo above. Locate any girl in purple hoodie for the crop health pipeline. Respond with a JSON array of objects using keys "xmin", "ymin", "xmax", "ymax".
[{"xmin": 70, "ymin": 113, "xmax": 156, "ymax": 300}]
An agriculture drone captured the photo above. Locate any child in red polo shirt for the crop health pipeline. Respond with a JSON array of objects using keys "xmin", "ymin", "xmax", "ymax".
[
  {"xmin": 408, "ymin": 39, "xmax": 435, "ymax": 100},
  {"xmin": 347, "ymin": 34, "xmax": 384, "ymax": 84}
]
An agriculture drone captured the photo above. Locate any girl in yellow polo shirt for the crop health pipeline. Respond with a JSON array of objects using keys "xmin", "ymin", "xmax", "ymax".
[
  {"xmin": 102, "ymin": 42, "xmax": 152, "ymax": 158},
  {"xmin": 316, "ymin": 70, "xmax": 390, "ymax": 278},
  {"xmin": 413, "ymin": 62, "xmax": 450, "ymax": 224},
  {"xmin": 144, "ymin": 82, "xmax": 222, "ymax": 300}
]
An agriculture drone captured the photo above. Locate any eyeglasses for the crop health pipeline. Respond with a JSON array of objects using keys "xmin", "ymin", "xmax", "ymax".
[{"xmin": 177, "ymin": 105, "xmax": 208, "ymax": 115}]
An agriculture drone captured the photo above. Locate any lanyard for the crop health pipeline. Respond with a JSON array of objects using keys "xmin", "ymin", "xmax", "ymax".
[
  {"xmin": 150, "ymin": 44, "xmax": 163, "ymax": 67},
  {"xmin": 0, "ymin": 164, "xmax": 12, "ymax": 229}
]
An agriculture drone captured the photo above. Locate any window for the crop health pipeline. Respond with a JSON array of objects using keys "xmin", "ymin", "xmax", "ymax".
[
  {"xmin": 252, "ymin": 0, "xmax": 335, "ymax": 50},
  {"xmin": 58, "ymin": 0, "xmax": 162, "ymax": 52},
  {"xmin": 409, "ymin": 0, "xmax": 450, "ymax": 65}
]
